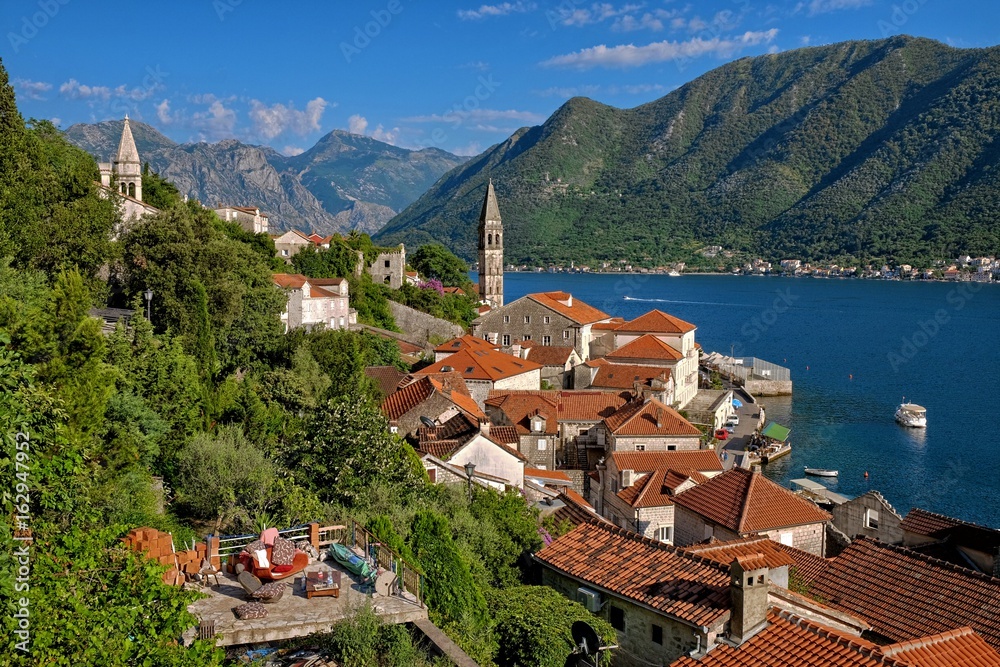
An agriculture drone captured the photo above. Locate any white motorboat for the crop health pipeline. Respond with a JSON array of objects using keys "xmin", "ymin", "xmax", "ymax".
[
  {"xmin": 667, "ymin": 270, "xmax": 681, "ymax": 277},
  {"xmin": 895, "ymin": 403, "xmax": 927, "ymax": 428},
  {"xmin": 804, "ymin": 467, "xmax": 839, "ymax": 477}
]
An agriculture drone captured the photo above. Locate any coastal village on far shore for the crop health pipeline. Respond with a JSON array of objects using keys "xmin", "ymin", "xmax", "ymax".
[{"xmin": 90, "ymin": 119, "xmax": 1000, "ymax": 666}]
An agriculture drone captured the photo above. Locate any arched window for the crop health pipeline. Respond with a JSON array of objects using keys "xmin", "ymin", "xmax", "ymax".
[
  {"xmin": 496, "ymin": 233, "xmax": 501, "ymax": 246},
  {"xmin": 488, "ymin": 233, "xmax": 493, "ymax": 245},
  {"xmin": 120, "ymin": 183, "xmax": 127, "ymax": 194},
  {"xmin": 127, "ymin": 182, "xmax": 136, "ymax": 198}
]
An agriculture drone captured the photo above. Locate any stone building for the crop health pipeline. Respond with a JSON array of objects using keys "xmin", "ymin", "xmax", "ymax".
[
  {"xmin": 478, "ymin": 179, "xmax": 504, "ymax": 307},
  {"xmin": 380, "ymin": 373, "xmax": 484, "ymax": 440},
  {"xmin": 520, "ymin": 344, "xmax": 581, "ymax": 389},
  {"xmin": 472, "ymin": 291, "xmax": 613, "ymax": 361},
  {"xmin": 671, "ymin": 468, "xmax": 832, "ymax": 556},
  {"xmin": 592, "ymin": 396, "xmax": 704, "ymax": 453},
  {"xmin": 484, "ymin": 392, "xmax": 560, "ymax": 470},
  {"xmin": 272, "ymin": 230, "xmax": 313, "ymax": 262},
  {"xmin": 578, "ymin": 360, "xmax": 675, "ymax": 404},
  {"xmin": 413, "ymin": 347, "xmax": 542, "ymax": 408},
  {"xmin": 272, "ymin": 273, "xmax": 356, "ymax": 332},
  {"xmin": 416, "ymin": 416, "xmax": 526, "ymax": 489},
  {"xmin": 831, "ymin": 491, "xmax": 904, "ymax": 544},
  {"xmin": 900, "ymin": 508, "xmax": 1000, "ymax": 576},
  {"xmin": 367, "ymin": 245, "xmax": 406, "ymax": 289},
  {"xmin": 213, "ymin": 205, "xmax": 269, "ymax": 234},
  {"xmin": 96, "ymin": 116, "xmax": 159, "ymax": 225}
]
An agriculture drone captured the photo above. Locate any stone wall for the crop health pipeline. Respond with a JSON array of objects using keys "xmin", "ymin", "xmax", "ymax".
[
  {"xmin": 762, "ymin": 522, "xmax": 826, "ymax": 557},
  {"xmin": 473, "ymin": 299, "xmax": 590, "ymax": 359},
  {"xmin": 368, "ymin": 246, "xmax": 406, "ymax": 289},
  {"xmin": 744, "ymin": 379, "xmax": 793, "ymax": 396},
  {"xmin": 832, "ymin": 491, "xmax": 903, "ymax": 544},
  {"xmin": 388, "ymin": 301, "xmax": 463, "ymax": 344},
  {"xmin": 540, "ymin": 569, "xmax": 706, "ymax": 667},
  {"xmin": 673, "ymin": 505, "xmax": 742, "ymax": 546},
  {"xmin": 609, "ymin": 433, "xmax": 703, "ymax": 452}
]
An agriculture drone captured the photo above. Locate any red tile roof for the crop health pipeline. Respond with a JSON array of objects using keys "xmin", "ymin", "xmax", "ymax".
[
  {"xmin": 591, "ymin": 318, "xmax": 626, "ymax": 331},
  {"xmin": 433, "ymin": 335, "xmax": 497, "ymax": 355},
  {"xmin": 526, "ymin": 292, "xmax": 611, "ymax": 325},
  {"xmin": 524, "ymin": 468, "xmax": 572, "ymax": 484},
  {"xmin": 615, "ymin": 309, "xmax": 697, "ymax": 334},
  {"xmin": 591, "ymin": 363, "xmax": 671, "ymax": 390},
  {"xmin": 774, "ymin": 542, "xmax": 832, "ymax": 584},
  {"xmin": 671, "ymin": 610, "xmax": 913, "ymax": 667},
  {"xmin": 616, "ymin": 467, "xmax": 709, "ymax": 508},
  {"xmin": 364, "ymin": 365, "xmax": 407, "ymax": 397},
  {"xmin": 487, "ymin": 389, "xmax": 632, "ymax": 423},
  {"xmin": 901, "ymin": 508, "xmax": 966, "ymax": 537},
  {"xmin": 606, "ymin": 334, "xmax": 684, "ymax": 362},
  {"xmin": 880, "ymin": 626, "xmax": 1000, "ymax": 667},
  {"xmin": 525, "ymin": 345, "xmax": 576, "ymax": 366},
  {"xmin": 415, "ymin": 348, "xmax": 542, "ymax": 382},
  {"xmin": 488, "ymin": 425, "xmax": 519, "ymax": 447},
  {"xmin": 272, "ymin": 273, "xmax": 308, "ymax": 289},
  {"xmin": 602, "ymin": 397, "xmax": 702, "ymax": 437},
  {"xmin": 561, "ymin": 488, "xmax": 593, "ymax": 510},
  {"xmin": 809, "ymin": 539, "xmax": 1000, "ymax": 650},
  {"xmin": 681, "ymin": 535, "xmax": 797, "ymax": 570},
  {"xmin": 610, "ymin": 450, "xmax": 724, "ymax": 473},
  {"xmin": 547, "ymin": 492, "xmax": 607, "ymax": 529},
  {"xmin": 900, "ymin": 509, "xmax": 1000, "ymax": 554},
  {"xmin": 672, "ymin": 468, "xmax": 832, "ymax": 534},
  {"xmin": 382, "ymin": 374, "xmax": 484, "ymax": 421},
  {"xmin": 534, "ymin": 521, "xmax": 732, "ymax": 628}
]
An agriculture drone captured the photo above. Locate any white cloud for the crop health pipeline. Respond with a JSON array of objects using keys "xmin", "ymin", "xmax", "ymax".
[
  {"xmin": 403, "ymin": 108, "xmax": 546, "ymax": 125},
  {"xmin": 540, "ymin": 29, "xmax": 780, "ymax": 69},
  {"xmin": 156, "ymin": 99, "xmax": 173, "ymax": 125},
  {"xmin": 249, "ymin": 97, "xmax": 328, "ymax": 139},
  {"xmin": 59, "ymin": 78, "xmax": 111, "ymax": 100},
  {"xmin": 13, "ymin": 78, "xmax": 52, "ymax": 101},
  {"xmin": 348, "ymin": 113, "xmax": 369, "ymax": 135},
  {"xmin": 536, "ymin": 85, "xmax": 602, "ymax": 98},
  {"xmin": 50, "ymin": 117, "xmax": 61, "ymax": 126},
  {"xmin": 800, "ymin": 35, "xmax": 811, "ymax": 45},
  {"xmin": 550, "ymin": 3, "xmax": 651, "ymax": 28},
  {"xmin": 458, "ymin": 1, "xmax": 536, "ymax": 20},
  {"xmin": 282, "ymin": 146, "xmax": 305, "ymax": 156},
  {"xmin": 452, "ymin": 141, "xmax": 482, "ymax": 156},
  {"xmin": 370, "ymin": 125, "xmax": 400, "ymax": 144},
  {"xmin": 191, "ymin": 99, "xmax": 237, "ymax": 140},
  {"xmin": 808, "ymin": 0, "xmax": 872, "ymax": 15},
  {"xmin": 613, "ymin": 13, "xmax": 668, "ymax": 32}
]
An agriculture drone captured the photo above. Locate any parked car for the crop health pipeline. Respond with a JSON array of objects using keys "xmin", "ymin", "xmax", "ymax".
[
  {"xmin": 728, "ymin": 414, "xmax": 740, "ymax": 426},
  {"xmin": 714, "ymin": 428, "xmax": 729, "ymax": 440}
]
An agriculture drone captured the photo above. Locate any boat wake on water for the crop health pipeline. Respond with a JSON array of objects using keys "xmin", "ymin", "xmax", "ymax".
[{"xmin": 623, "ymin": 295, "xmax": 748, "ymax": 307}]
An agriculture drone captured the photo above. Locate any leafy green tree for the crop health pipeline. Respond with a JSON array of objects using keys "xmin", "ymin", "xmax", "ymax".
[
  {"xmin": 490, "ymin": 586, "xmax": 617, "ymax": 667},
  {"xmin": 289, "ymin": 394, "xmax": 425, "ymax": 507},
  {"xmin": 411, "ymin": 243, "xmax": 471, "ymax": 287},
  {"xmin": 141, "ymin": 162, "xmax": 182, "ymax": 209}
]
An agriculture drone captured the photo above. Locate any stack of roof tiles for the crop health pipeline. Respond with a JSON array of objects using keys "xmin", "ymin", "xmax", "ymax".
[
  {"xmin": 122, "ymin": 527, "xmax": 218, "ymax": 587},
  {"xmin": 681, "ymin": 535, "xmax": 798, "ymax": 570},
  {"xmin": 672, "ymin": 467, "xmax": 832, "ymax": 533}
]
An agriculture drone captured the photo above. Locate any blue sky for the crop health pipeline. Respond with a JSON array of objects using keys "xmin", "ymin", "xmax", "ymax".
[{"xmin": 1, "ymin": 0, "xmax": 996, "ymax": 157}]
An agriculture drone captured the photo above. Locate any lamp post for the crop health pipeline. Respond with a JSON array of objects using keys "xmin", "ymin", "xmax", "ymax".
[
  {"xmin": 144, "ymin": 288, "xmax": 153, "ymax": 323},
  {"xmin": 464, "ymin": 462, "xmax": 476, "ymax": 501}
]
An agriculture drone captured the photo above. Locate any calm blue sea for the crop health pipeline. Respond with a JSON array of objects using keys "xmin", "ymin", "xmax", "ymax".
[{"xmin": 497, "ymin": 272, "xmax": 1000, "ymax": 528}]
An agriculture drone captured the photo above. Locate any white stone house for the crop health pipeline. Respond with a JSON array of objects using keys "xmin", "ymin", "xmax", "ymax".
[
  {"xmin": 214, "ymin": 205, "xmax": 269, "ymax": 234},
  {"xmin": 593, "ymin": 397, "xmax": 703, "ymax": 453},
  {"xmin": 272, "ymin": 230, "xmax": 314, "ymax": 263},
  {"xmin": 272, "ymin": 273, "xmax": 356, "ymax": 332}
]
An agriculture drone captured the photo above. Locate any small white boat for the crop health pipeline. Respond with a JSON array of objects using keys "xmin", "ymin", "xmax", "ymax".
[
  {"xmin": 667, "ymin": 270, "xmax": 681, "ymax": 277},
  {"xmin": 895, "ymin": 403, "xmax": 927, "ymax": 428},
  {"xmin": 804, "ymin": 467, "xmax": 839, "ymax": 477}
]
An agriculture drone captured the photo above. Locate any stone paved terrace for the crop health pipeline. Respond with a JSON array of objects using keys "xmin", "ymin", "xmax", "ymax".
[{"xmin": 182, "ymin": 560, "xmax": 427, "ymax": 647}]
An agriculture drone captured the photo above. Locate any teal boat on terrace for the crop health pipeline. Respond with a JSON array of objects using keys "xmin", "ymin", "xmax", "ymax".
[{"xmin": 328, "ymin": 542, "xmax": 377, "ymax": 583}]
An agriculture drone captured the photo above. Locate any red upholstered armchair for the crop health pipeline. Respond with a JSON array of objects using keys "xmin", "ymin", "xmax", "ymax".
[{"xmin": 238, "ymin": 547, "xmax": 308, "ymax": 581}]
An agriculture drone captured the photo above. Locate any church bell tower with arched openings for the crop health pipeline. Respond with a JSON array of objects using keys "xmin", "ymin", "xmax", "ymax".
[
  {"xmin": 113, "ymin": 115, "xmax": 142, "ymax": 201},
  {"xmin": 478, "ymin": 179, "xmax": 503, "ymax": 307}
]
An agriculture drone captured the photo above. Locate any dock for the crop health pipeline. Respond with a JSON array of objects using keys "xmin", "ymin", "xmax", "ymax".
[{"xmin": 790, "ymin": 478, "xmax": 850, "ymax": 507}]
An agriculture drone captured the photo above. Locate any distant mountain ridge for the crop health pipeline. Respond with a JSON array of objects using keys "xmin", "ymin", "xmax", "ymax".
[
  {"xmin": 376, "ymin": 36, "xmax": 1000, "ymax": 265},
  {"xmin": 65, "ymin": 122, "xmax": 467, "ymax": 235}
]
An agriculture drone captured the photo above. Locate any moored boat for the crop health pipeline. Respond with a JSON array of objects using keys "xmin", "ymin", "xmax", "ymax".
[
  {"xmin": 804, "ymin": 467, "xmax": 839, "ymax": 477},
  {"xmin": 895, "ymin": 403, "xmax": 927, "ymax": 428}
]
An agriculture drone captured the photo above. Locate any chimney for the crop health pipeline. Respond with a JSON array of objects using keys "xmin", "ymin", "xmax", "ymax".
[
  {"xmin": 479, "ymin": 418, "xmax": 490, "ymax": 434},
  {"xmin": 655, "ymin": 407, "xmax": 664, "ymax": 429},
  {"xmin": 595, "ymin": 458, "xmax": 607, "ymax": 515},
  {"xmin": 728, "ymin": 555, "xmax": 769, "ymax": 645},
  {"xmin": 566, "ymin": 295, "xmax": 572, "ymax": 307}
]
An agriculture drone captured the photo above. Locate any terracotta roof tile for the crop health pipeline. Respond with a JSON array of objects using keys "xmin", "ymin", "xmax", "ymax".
[
  {"xmin": 671, "ymin": 610, "xmax": 913, "ymax": 667},
  {"xmin": 606, "ymin": 334, "xmax": 684, "ymax": 362},
  {"xmin": 485, "ymin": 393, "xmax": 559, "ymax": 435},
  {"xmin": 810, "ymin": 539, "xmax": 1000, "ymax": 650},
  {"xmin": 547, "ymin": 492, "xmax": 607, "ymax": 529},
  {"xmin": 880, "ymin": 626, "xmax": 1000, "ymax": 667},
  {"xmin": 561, "ymin": 488, "xmax": 593, "ymax": 510},
  {"xmin": 614, "ymin": 309, "xmax": 697, "ymax": 334},
  {"xmin": 433, "ymin": 335, "xmax": 497, "ymax": 354},
  {"xmin": 616, "ymin": 467, "xmax": 709, "ymax": 508},
  {"xmin": 609, "ymin": 450, "xmax": 724, "ymax": 473},
  {"xmin": 672, "ymin": 468, "xmax": 831, "ymax": 533},
  {"xmin": 381, "ymin": 377, "xmax": 435, "ymax": 421},
  {"xmin": 774, "ymin": 542, "xmax": 832, "ymax": 584},
  {"xmin": 901, "ymin": 509, "xmax": 966, "ymax": 537},
  {"xmin": 364, "ymin": 365, "xmax": 407, "ymax": 397},
  {"xmin": 681, "ymin": 536, "xmax": 797, "ymax": 570},
  {"xmin": 901, "ymin": 509, "xmax": 1000, "ymax": 554},
  {"xmin": 416, "ymin": 348, "xmax": 542, "ymax": 382},
  {"xmin": 272, "ymin": 273, "xmax": 308, "ymax": 289},
  {"xmin": 526, "ymin": 292, "xmax": 611, "ymax": 325},
  {"xmin": 534, "ymin": 522, "xmax": 731, "ymax": 628},
  {"xmin": 524, "ymin": 468, "xmax": 572, "ymax": 484},
  {"xmin": 488, "ymin": 425, "xmax": 519, "ymax": 447},
  {"xmin": 602, "ymin": 397, "xmax": 702, "ymax": 437},
  {"xmin": 591, "ymin": 318, "xmax": 626, "ymax": 331},
  {"xmin": 525, "ymin": 345, "xmax": 576, "ymax": 366},
  {"xmin": 487, "ymin": 389, "xmax": 632, "ymax": 423},
  {"xmin": 591, "ymin": 363, "xmax": 671, "ymax": 390}
]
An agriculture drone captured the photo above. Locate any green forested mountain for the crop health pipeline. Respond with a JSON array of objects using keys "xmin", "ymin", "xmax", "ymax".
[{"xmin": 376, "ymin": 36, "xmax": 1000, "ymax": 266}]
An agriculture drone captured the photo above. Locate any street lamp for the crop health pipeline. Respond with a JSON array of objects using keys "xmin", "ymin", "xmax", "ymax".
[
  {"xmin": 144, "ymin": 288, "xmax": 153, "ymax": 322},
  {"xmin": 463, "ymin": 462, "xmax": 476, "ymax": 501}
]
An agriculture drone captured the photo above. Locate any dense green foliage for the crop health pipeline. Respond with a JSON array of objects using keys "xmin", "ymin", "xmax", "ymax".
[
  {"xmin": 410, "ymin": 243, "xmax": 471, "ymax": 287},
  {"xmin": 391, "ymin": 283, "xmax": 479, "ymax": 328},
  {"xmin": 378, "ymin": 36, "xmax": 1000, "ymax": 267},
  {"xmin": 141, "ymin": 162, "xmax": 182, "ymax": 210},
  {"xmin": 302, "ymin": 604, "xmax": 445, "ymax": 667}
]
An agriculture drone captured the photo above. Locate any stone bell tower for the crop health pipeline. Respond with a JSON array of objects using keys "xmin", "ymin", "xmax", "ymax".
[
  {"xmin": 477, "ymin": 179, "xmax": 503, "ymax": 307},
  {"xmin": 113, "ymin": 115, "xmax": 142, "ymax": 201}
]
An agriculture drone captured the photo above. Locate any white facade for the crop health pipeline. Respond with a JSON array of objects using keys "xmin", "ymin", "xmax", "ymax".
[
  {"xmin": 448, "ymin": 432, "xmax": 525, "ymax": 488},
  {"xmin": 276, "ymin": 276, "xmax": 356, "ymax": 332},
  {"xmin": 214, "ymin": 206, "xmax": 269, "ymax": 234}
]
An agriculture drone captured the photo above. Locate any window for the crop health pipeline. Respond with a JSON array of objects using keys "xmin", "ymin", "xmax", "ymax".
[
  {"xmin": 524, "ymin": 315, "xmax": 531, "ymax": 324},
  {"xmin": 502, "ymin": 334, "xmax": 511, "ymax": 346},
  {"xmin": 609, "ymin": 606, "xmax": 625, "ymax": 631},
  {"xmin": 667, "ymin": 445, "xmax": 677, "ymax": 451},
  {"xmin": 611, "ymin": 479, "xmax": 618, "ymax": 493},
  {"xmin": 865, "ymin": 508, "xmax": 880, "ymax": 529},
  {"xmin": 651, "ymin": 623, "xmax": 663, "ymax": 645},
  {"xmin": 563, "ymin": 330, "xmax": 570, "ymax": 339},
  {"xmin": 384, "ymin": 260, "xmax": 391, "ymax": 268},
  {"xmin": 779, "ymin": 532, "xmax": 794, "ymax": 546},
  {"xmin": 543, "ymin": 316, "xmax": 551, "ymax": 324},
  {"xmin": 281, "ymin": 249, "xmax": 289, "ymax": 257},
  {"xmin": 542, "ymin": 335, "xmax": 551, "ymax": 345},
  {"xmin": 522, "ymin": 335, "xmax": 531, "ymax": 341},
  {"xmin": 538, "ymin": 439, "xmax": 547, "ymax": 450},
  {"xmin": 579, "ymin": 429, "xmax": 588, "ymax": 436},
  {"xmin": 658, "ymin": 526, "xmax": 673, "ymax": 544},
  {"xmin": 635, "ymin": 444, "xmax": 645, "ymax": 451},
  {"xmin": 503, "ymin": 315, "xmax": 510, "ymax": 323}
]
